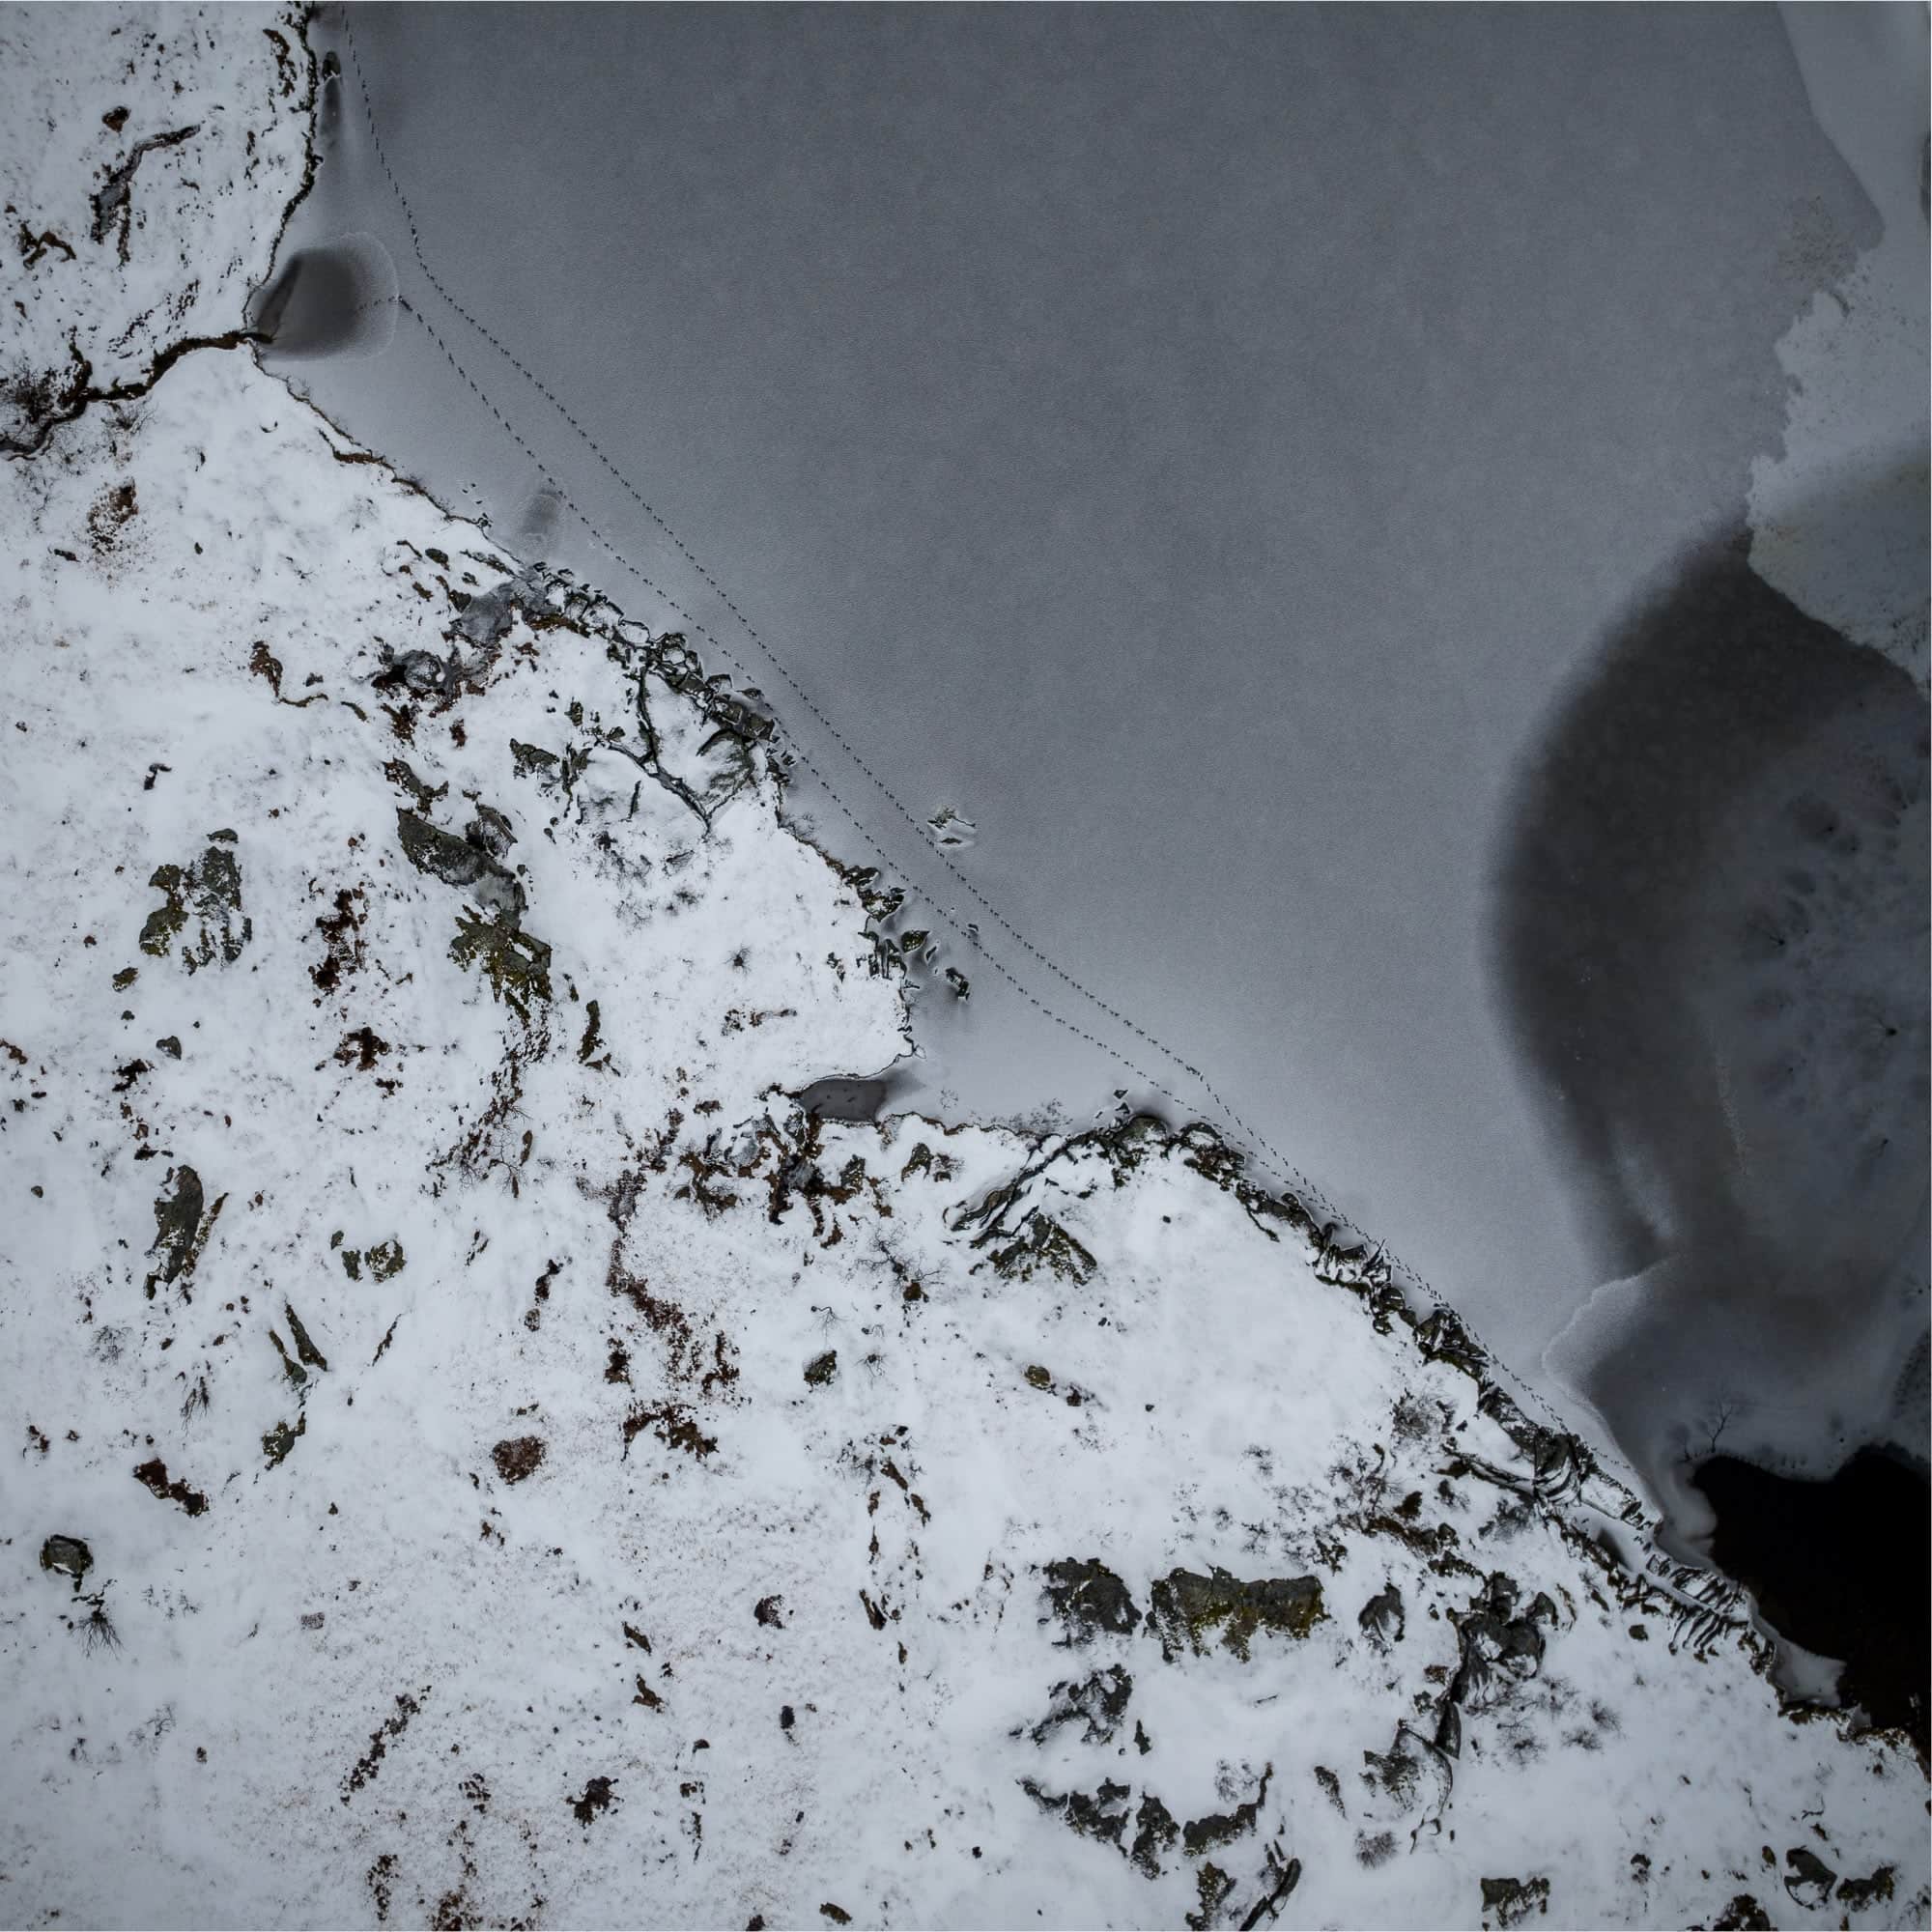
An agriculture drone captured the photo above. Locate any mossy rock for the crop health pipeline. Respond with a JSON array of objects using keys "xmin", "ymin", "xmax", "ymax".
[
  {"xmin": 450, "ymin": 912, "xmax": 552, "ymax": 1016},
  {"xmin": 1782, "ymin": 1849, "xmax": 1836, "ymax": 1911},
  {"xmin": 1041, "ymin": 1558, "xmax": 1140, "ymax": 1642},
  {"xmin": 803, "ymin": 1350, "xmax": 838, "ymax": 1387},
  {"xmin": 987, "ymin": 1213, "xmax": 1096, "ymax": 1286},
  {"xmin": 1148, "ymin": 1566, "xmax": 1325, "ymax": 1661},
  {"xmin": 139, "ymin": 834, "xmax": 251, "ymax": 972}
]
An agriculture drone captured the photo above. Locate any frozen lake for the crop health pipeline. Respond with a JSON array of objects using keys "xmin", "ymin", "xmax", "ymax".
[{"xmin": 270, "ymin": 4, "xmax": 1928, "ymax": 1502}]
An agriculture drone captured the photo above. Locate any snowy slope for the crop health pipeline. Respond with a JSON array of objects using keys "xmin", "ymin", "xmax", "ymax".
[
  {"xmin": 1, "ymin": 11, "xmax": 1926, "ymax": 1930},
  {"xmin": 1, "ymin": 2, "xmax": 313, "ymax": 458}
]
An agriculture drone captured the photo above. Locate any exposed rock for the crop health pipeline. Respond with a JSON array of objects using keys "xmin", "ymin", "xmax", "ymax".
[
  {"xmin": 39, "ymin": 1535, "xmax": 93, "ymax": 1585},
  {"xmin": 132, "ymin": 1458, "xmax": 209, "ymax": 1516},
  {"xmin": 1028, "ymin": 1664, "xmax": 1133, "ymax": 1747},
  {"xmin": 1480, "ymin": 1874, "xmax": 1550, "ymax": 1927},
  {"xmin": 1181, "ymin": 1765, "xmax": 1271, "ymax": 1858},
  {"xmin": 1129, "ymin": 1793, "xmax": 1179, "ymax": 1878},
  {"xmin": 1782, "ymin": 1846, "xmax": 1836, "ymax": 1909},
  {"xmin": 492, "ymin": 1436, "xmax": 546, "ymax": 1485},
  {"xmin": 1019, "ymin": 1776, "xmax": 1131, "ymax": 1847},
  {"xmin": 1041, "ymin": 1558, "xmax": 1141, "ymax": 1643},
  {"xmin": 140, "ymin": 834, "xmax": 251, "ymax": 972},
  {"xmin": 1359, "ymin": 1582, "xmax": 1406, "ymax": 1654},
  {"xmin": 1148, "ymin": 1566, "xmax": 1325, "ymax": 1661},
  {"xmin": 396, "ymin": 808, "xmax": 525, "ymax": 923}
]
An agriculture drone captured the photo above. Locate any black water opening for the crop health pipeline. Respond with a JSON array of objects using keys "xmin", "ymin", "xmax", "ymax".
[{"xmin": 1692, "ymin": 1446, "xmax": 1930, "ymax": 1763}]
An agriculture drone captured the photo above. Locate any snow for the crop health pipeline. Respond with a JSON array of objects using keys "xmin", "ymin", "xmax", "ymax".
[
  {"xmin": 1, "ymin": 9, "xmax": 1926, "ymax": 1930},
  {"xmin": 1748, "ymin": 4, "xmax": 1929, "ymax": 691},
  {"xmin": 1, "ymin": 3, "xmax": 312, "ymax": 457}
]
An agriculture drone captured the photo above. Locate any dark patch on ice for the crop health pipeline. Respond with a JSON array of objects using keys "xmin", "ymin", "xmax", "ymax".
[
  {"xmin": 791, "ymin": 1069, "xmax": 912, "ymax": 1122},
  {"xmin": 1490, "ymin": 520, "xmax": 1928, "ymax": 1517},
  {"xmin": 251, "ymin": 235, "xmax": 398, "ymax": 359},
  {"xmin": 1692, "ymin": 1446, "xmax": 1929, "ymax": 1761}
]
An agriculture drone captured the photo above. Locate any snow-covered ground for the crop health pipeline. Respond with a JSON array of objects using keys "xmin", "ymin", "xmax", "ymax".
[{"xmin": 2, "ymin": 10, "xmax": 1925, "ymax": 1929}]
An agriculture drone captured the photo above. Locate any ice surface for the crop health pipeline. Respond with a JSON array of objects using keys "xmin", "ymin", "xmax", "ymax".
[{"xmin": 262, "ymin": 5, "xmax": 1918, "ymax": 1462}]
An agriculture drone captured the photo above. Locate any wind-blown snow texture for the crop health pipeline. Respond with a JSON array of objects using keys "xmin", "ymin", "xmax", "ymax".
[{"xmin": 2, "ymin": 11, "xmax": 1926, "ymax": 1930}]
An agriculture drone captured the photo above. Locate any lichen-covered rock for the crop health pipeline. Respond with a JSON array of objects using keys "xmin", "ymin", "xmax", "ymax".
[
  {"xmin": 1147, "ymin": 1566, "xmax": 1325, "ymax": 1661},
  {"xmin": 449, "ymin": 911, "xmax": 552, "ymax": 1016},
  {"xmin": 1837, "ymin": 1865, "xmax": 1898, "ymax": 1911}
]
